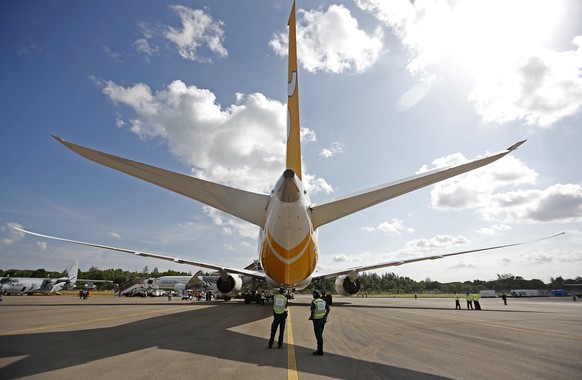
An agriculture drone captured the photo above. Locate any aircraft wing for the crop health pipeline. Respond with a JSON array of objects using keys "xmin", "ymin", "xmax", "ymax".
[
  {"xmin": 14, "ymin": 227, "xmax": 266, "ymax": 280},
  {"xmin": 311, "ymin": 232, "xmax": 565, "ymax": 280},
  {"xmin": 51, "ymin": 136, "xmax": 270, "ymax": 228},
  {"xmin": 310, "ymin": 141, "xmax": 526, "ymax": 229}
]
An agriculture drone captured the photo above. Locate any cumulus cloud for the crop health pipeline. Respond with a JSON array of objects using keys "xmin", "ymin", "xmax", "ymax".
[
  {"xmin": 356, "ymin": 0, "xmax": 582, "ymax": 126},
  {"xmin": 132, "ymin": 6, "xmax": 226, "ymax": 63},
  {"xmin": 100, "ymin": 79, "xmax": 332, "ymax": 235},
  {"xmin": 270, "ymin": 4, "xmax": 383, "ymax": 74},
  {"xmin": 165, "ymin": 5, "xmax": 227, "ymax": 62},
  {"xmin": 484, "ymin": 184, "xmax": 582, "ymax": 223},
  {"xmin": 332, "ymin": 253, "xmax": 361, "ymax": 262},
  {"xmin": 319, "ymin": 142, "xmax": 344, "ymax": 158},
  {"xmin": 0, "ymin": 222, "xmax": 25, "ymax": 246},
  {"xmin": 469, "ymin": 37, "xmax": 582, "ymax": 127},
  {"xmin": 419, "ymin": 154, "xmax": 538, "ymax": 210},
  {"xmin": 362, "ymin": 218, "xmax": 413, "ymax": 235},
  {"xmin": 474, "ymin": 224, "xmax": 513, "ymax": 236}
]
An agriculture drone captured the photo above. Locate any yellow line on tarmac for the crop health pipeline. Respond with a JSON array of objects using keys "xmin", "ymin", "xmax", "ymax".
[
  {"xmin": 287, "ymin": 308, "xmax": 299, "ymax": 380},
  {"xmin": 0, "ymin": 307, "xmax": 180, "ymax": 336}
]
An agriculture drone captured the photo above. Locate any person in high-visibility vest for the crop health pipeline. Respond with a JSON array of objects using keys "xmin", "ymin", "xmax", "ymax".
[
  {"xmin": 309, "ymin": 290, "xmax": 330, "ymax": 356},
  {"xmin": 466, "ymin": 291, "xmax": 473, "ymax": 310},
  {"xmin": 454, "ymin": 292, "xmax": 461, "ymax": 310},
  {"xmin": 473, "ymin": 291, "xmax": 481, "ymax": 310},
  {"xmin": 268, "ymin": 288, "xmax": 288, "ymax": 349}
]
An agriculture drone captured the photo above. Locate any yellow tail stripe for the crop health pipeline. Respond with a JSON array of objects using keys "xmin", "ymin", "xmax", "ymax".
[{"xmin": 286, "ymin": 0, "xmax": 302, "ymax": 180}]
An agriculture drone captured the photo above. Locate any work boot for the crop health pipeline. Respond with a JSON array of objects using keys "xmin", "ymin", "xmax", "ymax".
[{"xmin": 312, "ymin": 351, "xmax": 323, "ymax": 356}]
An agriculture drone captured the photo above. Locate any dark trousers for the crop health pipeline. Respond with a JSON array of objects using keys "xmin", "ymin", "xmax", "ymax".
[
  {"xmin": 467, "ymin": 300, "xmax": 473, "ymax": 310},
  {"xmin": 455, "ymin": 300, "xmax": 461, "ymax": 309},
  {"xmin": 312, "ymin": 318, "xmax": 326, "ymax": 352},
  {"xmin": 269, "ymin": 313, "xmax": 287, "ymax": 347},
  {"xmin": 474, "ymin": 301, "xmax": 481, "ymax": 310}
]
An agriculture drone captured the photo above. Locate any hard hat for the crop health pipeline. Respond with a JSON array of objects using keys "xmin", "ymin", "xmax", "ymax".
[
  {"xmin": 312, "ymin": 289, "xmax": 321, "ymax": 297},
  {"xmin": 279, "ymin": 287, "xmax": 285, "ymax": 294}
]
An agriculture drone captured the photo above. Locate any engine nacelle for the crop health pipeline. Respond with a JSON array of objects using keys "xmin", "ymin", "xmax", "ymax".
[
  {"xmin": 216, "ymin": 274, "xmax": 243, "ymax": 296},
  {"xmin": 334, "ymin": 275, "xmax": 361, "ymax": 297}
]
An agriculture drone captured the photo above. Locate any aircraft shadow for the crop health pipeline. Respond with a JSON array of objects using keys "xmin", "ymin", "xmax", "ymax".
[{"xmin": 0, "ymin": 302, "xmax": 449, "ymax": 379}]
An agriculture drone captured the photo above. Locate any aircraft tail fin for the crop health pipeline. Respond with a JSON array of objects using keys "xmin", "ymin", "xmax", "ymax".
[
  {"xmin": 286, "ymin": 1, "xmax": 302, "ymax": 180},
  {"xmin": 66, "ymin": 259, "xmax": 79, "ymax": 284}
]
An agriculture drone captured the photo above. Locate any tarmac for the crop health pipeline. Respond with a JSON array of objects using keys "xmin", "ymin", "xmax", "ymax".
[{"xmin": 0, "ymin": 294, "xmax": 580, "ymax": 380}]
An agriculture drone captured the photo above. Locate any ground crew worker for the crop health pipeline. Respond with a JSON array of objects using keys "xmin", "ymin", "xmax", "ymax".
[
  {"xmin": 454, "ymin": 292, "xmax": 461, "ymax": 309},
  {"xmin": 309, "ymin": 290, "xmax": 330, "ymax": 356},
  {"xmin": 466, "ymin": 291, "xmax": 473, "ymax": 310},
  {"xmin": 268, "ymin": 288, "xmax": 288, "ymax": 349},
  {"xmin": 473, "ymin": 291, "xmax": 481, "ymax": 310}
]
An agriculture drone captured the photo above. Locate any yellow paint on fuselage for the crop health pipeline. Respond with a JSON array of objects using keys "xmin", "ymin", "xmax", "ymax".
[{"xmin": 260, "ymin": 231, "xmax": 317, "ymax": 286}]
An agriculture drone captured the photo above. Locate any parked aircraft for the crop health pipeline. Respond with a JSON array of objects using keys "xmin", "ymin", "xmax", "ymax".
[{"xmin": 14, "ymin": 2, "xmax": 563, "ymax": 300}]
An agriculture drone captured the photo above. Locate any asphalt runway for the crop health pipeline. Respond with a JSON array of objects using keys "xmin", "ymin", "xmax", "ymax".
[{"xmin": 0, "ymin": 294, "xmax": 580, "ymax": 380}]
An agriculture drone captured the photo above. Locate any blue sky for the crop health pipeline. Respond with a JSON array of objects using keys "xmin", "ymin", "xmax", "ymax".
[{"xmin": 1, "ymin": 0, "xmax": 581, "ymax": 283}]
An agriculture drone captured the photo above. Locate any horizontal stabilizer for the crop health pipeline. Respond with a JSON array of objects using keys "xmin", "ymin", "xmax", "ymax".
[
  {"xmin": 310, "ymin": 141, "xmax": 526, "ymax": 229},
  {"xmin": 51, "ymin": 136, "xmax": 269, "ymax": 228}
]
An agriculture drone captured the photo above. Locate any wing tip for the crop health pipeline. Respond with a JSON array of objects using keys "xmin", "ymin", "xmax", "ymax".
[{"xmin": 507, "ymin": 140, "xmax": 527, "ymax": 151}]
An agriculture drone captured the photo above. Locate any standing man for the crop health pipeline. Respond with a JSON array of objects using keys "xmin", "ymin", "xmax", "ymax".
[
  {"xmin": 454, "ymin": 292, "xmax": 461, "ymax": 310},
  {"xmin": 501, "ymin": 293, "xmax": 507, "ymax": 305},
  {"xmin": 466, "ymin": 291, "xmax": 473, "ymax": 310},
  {"xmin": 309, "ymin": 290, "xmax": 330, "ymax": 356},
  {"xmin": 268, "ymin": 288, "xmax": 288, "ymax": 349},
  {"xmin": 473, "ymin": 291, "xmax": 481, "ymax": 310}
]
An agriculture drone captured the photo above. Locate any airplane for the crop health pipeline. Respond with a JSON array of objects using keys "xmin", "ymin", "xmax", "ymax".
[
  {"xmin": 1, "ymin": 259, "xmax": 79, "ymax": 295},
  {"xmin": 14, "ymin": 2, "xmax": 564, "ymax": 301},
  {"xmin": 133, "ymin": 274, "xmax": 227, "ymax": 299}
]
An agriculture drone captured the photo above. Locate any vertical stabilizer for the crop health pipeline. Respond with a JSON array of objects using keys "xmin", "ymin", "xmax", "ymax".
[
  {"xmin": 67, "ymin": 259, "xmax": 79, "ymax": 284},
  {"xmin": 286, "ymin": 1, "xmax": 302, "ymax": 180}
]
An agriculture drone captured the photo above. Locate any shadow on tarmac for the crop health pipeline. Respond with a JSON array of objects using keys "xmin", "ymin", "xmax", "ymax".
[{"xmin": 0, "ymin": 301, "xmax": 449, "ymax": 379}]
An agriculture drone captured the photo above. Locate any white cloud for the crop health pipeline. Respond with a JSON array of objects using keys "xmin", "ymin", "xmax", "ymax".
[
  {"xmin": 100, "ymin": 79, "xmax": 332, "ymax": 237},
  {"xmin": 35, "ymin": 241, "xmax": 48, "ymax": 251},
  {"xmin": 362, "ymin": 218, "xmax": 413, "ymax": 235},
  {"xmin": 422, "ymin": 154, "xmax": 538, "ymax": 210},
  {"xmin": 165, "ymin": 5, "xmax": 227, "ymax": 62},
  {"xmin": 110, "ymin": 232, "xmax": 121, "ymax": 239},
  {"xmin": 0, "ymin": 222, "xmax": 24, "ymax": 246},
  {"xmin": 332, "ymin": 253, "xmax": 361, "ymax": 262},
  {"xmin": 270, "ymin": 4, "xmax": 383, "ymax": 74},
  {"xmin": 319, "ymin": 142, "xmax": 344, "ymax": 158},
  {"xmin": 469, "ymin": 37, "xmax": 582, "ymax": 127},
  {"xmin": 484, "ymin": 184, "xmax": 582, "ymax": 224},
  {"xmin": 474, "ymin": 224, "xmax": 513, "ymax": 236},
  {"xmin": 357, "ymin": 0, "xmax": 581, "ymax": 126}
]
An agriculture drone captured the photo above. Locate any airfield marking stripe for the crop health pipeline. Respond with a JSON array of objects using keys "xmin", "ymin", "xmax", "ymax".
[
  {"xmin": 0, "ymin": 307, "xmax": 181, "ymax": 336},
  {"xmin": 399, "ymin": 310, "xmax": 582, "ymax": 340},
  {"xmin": 287, "ymin": 309, "xmax": 299, "ymax": 380}
]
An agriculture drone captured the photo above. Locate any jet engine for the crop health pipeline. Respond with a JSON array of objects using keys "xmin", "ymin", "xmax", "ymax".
[
  {"xmin": 334, "ymin": 275, "xmax": 361, "ymax": 296},
  {"xmin": 216, "ymin": 274, "xmax": 243, "ymax": 296}
]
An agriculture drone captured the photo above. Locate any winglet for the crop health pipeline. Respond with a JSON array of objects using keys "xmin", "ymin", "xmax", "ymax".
[
  {"xmin": 286, "ymin": 1, "xmax": 302, "ymax": 180},
  {"xmin": 507, "ymin": 140, "xmax": 526, "ymax": 151}
]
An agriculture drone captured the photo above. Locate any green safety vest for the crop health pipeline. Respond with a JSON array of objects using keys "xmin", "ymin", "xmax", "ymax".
[
  {"xmin": 312, "ymin": 298, "xmax": 327, "ymax": 319},
  {"xmin": 473, "ymin": 293, "xmax": 479, "ymax": 301},
  {"xmin": 454, "ymin": 294, "xmax": 459, "ymax": 300},
  {"xmin": 466, "ymin": 294, "xmax": 472, "ymax": 301},
  {"xmin": 273, "ymin": 294, "xmax": 287, "ymax": 314}
]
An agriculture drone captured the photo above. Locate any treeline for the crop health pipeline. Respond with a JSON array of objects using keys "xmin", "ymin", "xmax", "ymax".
[
  {"xmin": 1, "ymin": 265, "xmax": 579, "ymax": 293},
  {"xmin": 346, "ymin": 272, "xmax": 582, "ymax": 294},
  {"xmin": 0, "ymin": 265, "xmax": 191, "ymax": 290}
]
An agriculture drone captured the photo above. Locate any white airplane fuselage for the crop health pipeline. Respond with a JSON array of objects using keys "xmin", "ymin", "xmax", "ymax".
[{"xmin": 259, "ymin": 169, "xmax": 317, "ymax": 289}]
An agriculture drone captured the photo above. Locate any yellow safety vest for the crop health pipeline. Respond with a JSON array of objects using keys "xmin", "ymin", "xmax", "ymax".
[
  {"xmin": 466, "ymin": 294, "xmax": 472, "ymax": 301},
  {"xmin": 473, "ymin": 293, "xmax": 479, "ymax": 301},
  {"xmin": 312, "ymin": 298, "xmax": 327, "ymax": 319},
  {"xmin": 273, "ymin": 294, "xmax": 287, "ymax": 314},
  {"xmin": 454, "ymin": 294, "xmax": 459, "ymax": 300}
]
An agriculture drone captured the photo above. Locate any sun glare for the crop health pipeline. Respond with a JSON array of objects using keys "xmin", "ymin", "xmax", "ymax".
[{"xmin": 447, "ymin": 0, "xmax": 564, "ymax": 73}]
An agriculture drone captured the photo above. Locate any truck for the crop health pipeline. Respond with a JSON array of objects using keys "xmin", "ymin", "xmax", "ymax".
[
  {"xmin": 479, "ymin": 290, "xmax": 496, "ymax": 298},
  {"xmin": 510, "ymin": 289, "xmax": 540, "ymax": 297}
]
